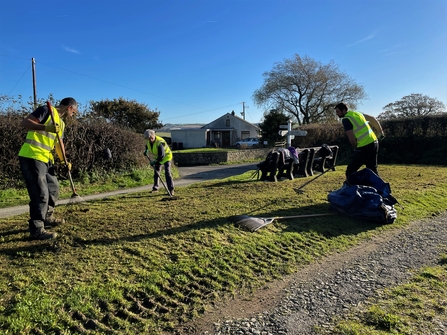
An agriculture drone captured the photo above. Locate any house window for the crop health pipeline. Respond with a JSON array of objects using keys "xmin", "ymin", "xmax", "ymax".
[
  {"xmin": 241, "ymin": 131, "xmax": 250, "ymax": 140},
  {"xmin": 226, "ymin": 119, "xmax": 230, "ymax": 127},
  {"xmin": 214, "ymin": 132, "xmax": 221, "ymax": 140}
]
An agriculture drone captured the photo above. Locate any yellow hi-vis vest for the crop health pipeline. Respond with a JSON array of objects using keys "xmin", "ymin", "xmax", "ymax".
[
  {"xmin": 343, "ymin": 111, "xmax": 377, "ymax": 148},
  {"xmin": 18, "ymin": 106, "xmax": 65, "ymax": 163},
  {"xmin": 147, "ymin": 136, "xmax": 172, "ymax": 164}
]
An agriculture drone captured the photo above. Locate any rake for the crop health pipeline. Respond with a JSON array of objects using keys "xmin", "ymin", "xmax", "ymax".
[
  {"xmin": 233, "ymin": 212, "xmax": 338, "ymax": 232},
  {"xmin": 47, "ymin": 101, "xmax": 85, "ymax": 205},
  {"xmin": 145, "ymin": 154, "xmax": 179, "ymax": 201},
  {"xmin": 294, "ymin": 154, "xmax": 352, "ymax": 194}
]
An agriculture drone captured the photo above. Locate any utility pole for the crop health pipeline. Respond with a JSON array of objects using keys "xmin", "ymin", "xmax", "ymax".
[
  {"xmin": 241, "ymin": 101, "xmax": 249, "ymax": 120},
  {"xmin": 32, "ymin": 58, "xmax": 37, "ymax": 108}
]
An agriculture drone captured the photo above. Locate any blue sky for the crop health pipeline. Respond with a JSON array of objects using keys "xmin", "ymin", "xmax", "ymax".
[{"xmin": 1, "ymin": 0, "xmax": 446, "ymax": 125}]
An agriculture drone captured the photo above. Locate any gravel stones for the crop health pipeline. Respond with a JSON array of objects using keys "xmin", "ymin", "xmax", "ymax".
[{"xmin": 213, "ymin": 213, "xmax": 447, "ymax": 334}]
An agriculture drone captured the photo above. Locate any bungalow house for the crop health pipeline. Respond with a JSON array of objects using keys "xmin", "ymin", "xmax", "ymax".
[{"xmin": 170, "ymin": 111, "xmax": 260, "ymax": 149}]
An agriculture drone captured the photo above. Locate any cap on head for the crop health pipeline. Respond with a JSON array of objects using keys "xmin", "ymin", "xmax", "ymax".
[{"xmin": 144, "ymin": 129, "xmax": 156, "ymax": 139}]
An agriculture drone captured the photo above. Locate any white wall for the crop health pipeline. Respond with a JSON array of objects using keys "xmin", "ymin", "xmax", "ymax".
[
  {"xmin": 171, "ymin": 129, "xmax": 208, "ymax": 149},
  {"xmin": 205, "ymin": 113, "xmax": 260, "ymax": 144}
]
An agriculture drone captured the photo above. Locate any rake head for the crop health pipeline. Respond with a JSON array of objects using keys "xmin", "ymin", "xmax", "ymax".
[
  {"xmin": 64, "ymin": 193, "xmax": 89, "ymax": 214},
  {"xmin": 232, "ymin": 215, "xmax": 275, "ymax": 232},
  {"xmin": 232, "ymin": 212, "xmax": 338, "ymax": 232}
]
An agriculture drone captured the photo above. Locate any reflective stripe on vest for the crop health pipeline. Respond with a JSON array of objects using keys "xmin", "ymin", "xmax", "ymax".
[
  {"xmin": 24, "ymin": 139, "xmax": 53, "ymax": 151},
  {"xmin": 18, "ymin": 107, "xmax": 65, "ymax": 163},
  {"xmin": 343, "ymin": 111, "xmax": 377, "ymax": 147},
  {"xmin": 147, "ymin": 136, "xmax": 173, "ymax": 164}
]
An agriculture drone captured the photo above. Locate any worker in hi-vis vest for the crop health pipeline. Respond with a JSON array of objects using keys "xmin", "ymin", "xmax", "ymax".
[
  {"xmin": 335, "ymin": 102, "xmax": 384, "ymax": 178},
  {"xmin": 18, "ymin": 97, "xmax": 78, "ymax": 240},
  {"xmin": 143, "ymin": 129, "xmax": 175, "ymax": 195}
]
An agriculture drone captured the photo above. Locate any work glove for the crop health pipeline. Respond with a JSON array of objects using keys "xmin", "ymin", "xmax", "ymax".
[
  {"xmin": 61, "ymin": 161, "xmax": 72, "ymax": 171},
  {"xmin": 45, "ymin": 123, "xmax": 60, "ymax": 133},
  {"xmin": 143, "ymin": 148, "xmax": 148, "ymax": 156},
  {"xmin": 150, "ymin": 160, "xmax": 157, "ymax": 167}
]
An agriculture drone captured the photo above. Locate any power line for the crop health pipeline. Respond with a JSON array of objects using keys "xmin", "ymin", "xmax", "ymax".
[
  {"xmin": 35, "ymin": 60, "xmax": 243, "ymax": 118},
  {"xmin": 1, "ymin": 54, "xmax": 251, "ymax": 121},
  {"xmin": 7, "ymin": 64, "xmax": 31, "ymax": 95}
]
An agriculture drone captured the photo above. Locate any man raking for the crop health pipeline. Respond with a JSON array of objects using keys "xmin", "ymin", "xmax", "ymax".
[
  {"xmin": 18, "ymin": 97, "xmax": 78, "ymax": 240},
  {"xmin": 143, "ymin": 129, "xmax": 175, "ymax": 195}
]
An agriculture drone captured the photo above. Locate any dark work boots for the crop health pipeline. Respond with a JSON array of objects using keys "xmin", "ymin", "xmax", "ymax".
[{"xmin": 31, "ymin": 230, "xmax": 57, "ymax": 240}]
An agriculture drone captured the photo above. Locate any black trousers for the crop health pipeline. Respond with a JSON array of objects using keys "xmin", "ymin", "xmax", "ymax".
[
  {"xmin": 153, "ymin": 160, "xmax": 174, "ymax": 192},
  {"xmin": 19, "ymin": 157, "xmax": 59, "ymax": 235},
  {"xmin": 346, "ymin": 141, "xmax": 379, "ymax": 177}
]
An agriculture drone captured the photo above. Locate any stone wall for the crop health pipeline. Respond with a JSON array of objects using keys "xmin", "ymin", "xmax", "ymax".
[{"xmin": 173, "ymin": 149, "xmax": 269, "ymax": 166}]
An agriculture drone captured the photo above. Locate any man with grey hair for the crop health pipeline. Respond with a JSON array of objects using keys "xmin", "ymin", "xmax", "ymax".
[{"xmin": 143, "ymin": 129, "xmax": 175, "ymax": 195}]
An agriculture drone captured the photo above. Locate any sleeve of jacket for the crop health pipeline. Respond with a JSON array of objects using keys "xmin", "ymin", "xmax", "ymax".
[{"xmin": 157, "ymin": 143, "xmax": 165, "ymax": 163}]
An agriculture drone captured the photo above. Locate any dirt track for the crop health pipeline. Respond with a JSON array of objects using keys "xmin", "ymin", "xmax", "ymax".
[{"xmin": 178, "ymin": 212, "xmax": 447, "ymax": 334}]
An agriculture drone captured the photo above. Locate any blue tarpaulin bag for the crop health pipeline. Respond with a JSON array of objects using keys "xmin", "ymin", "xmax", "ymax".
[{"xmin": 327, "ymin": 168, "xmax": 398, "ymax": 224}]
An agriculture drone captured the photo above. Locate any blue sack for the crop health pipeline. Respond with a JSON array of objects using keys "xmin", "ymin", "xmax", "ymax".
[{"xmin": 328, "ymin": 168, "xmax": 398, "ymax": 224}]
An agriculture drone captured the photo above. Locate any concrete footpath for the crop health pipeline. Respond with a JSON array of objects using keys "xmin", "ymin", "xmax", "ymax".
[{"xmin": 0, "ymin": 163, "xmax": 258, "ymax": 219}]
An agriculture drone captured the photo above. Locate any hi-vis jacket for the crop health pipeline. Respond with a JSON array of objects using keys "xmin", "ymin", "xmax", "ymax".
[
  {"xmin": 343, "ymin": 111, "xmax": 377, "ymax": 148},
  {"xmin": 18, "ymin": 106, "xmax": 65, "ymax": 163},
  {"xmin": 147, "ymin": 136, "xmax": 173, "ymax": 164}
]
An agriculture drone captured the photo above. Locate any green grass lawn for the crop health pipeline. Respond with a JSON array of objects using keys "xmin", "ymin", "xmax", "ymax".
[
  {"xmin": 0, "ymin": 166, "xmax": 172, "ymax": 209},
  {"xmin": 1, "ymin": 165, "xmax": 447, "ymax": 334}
]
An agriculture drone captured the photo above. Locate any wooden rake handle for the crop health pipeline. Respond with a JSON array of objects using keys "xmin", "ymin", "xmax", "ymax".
[
  {"xmin": 295, "ymin": 154, "xmax": 352, "ymax": 192},
  {"xmin": 46, "ymin": 101, "xmax": 78, "ymax": 196},
  {"xmin": 274, "ymin": 212, "xmax": 338, "ymax": 220}
]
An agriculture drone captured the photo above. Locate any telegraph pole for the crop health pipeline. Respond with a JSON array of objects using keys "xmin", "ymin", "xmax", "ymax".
[
  {"xmin": 32, "ymin": 58, "xmax": 37, "ymax": 108},
  {"xmin": 241, "ymin": 102, "xmax": 249, "ymax": 120}
]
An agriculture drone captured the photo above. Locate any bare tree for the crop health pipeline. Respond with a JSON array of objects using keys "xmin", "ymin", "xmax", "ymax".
[
  {"xmin": 378, "ymin": 93, "xmax": 446, "ymax": 119},
  {"xmin": 252, "ymin": 55, "xmax": 367, "ymax": 125}
]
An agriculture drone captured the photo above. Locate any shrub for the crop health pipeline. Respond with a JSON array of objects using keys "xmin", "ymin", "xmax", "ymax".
[{"xmin": 0, "ymin": 115, "xmax": 147, "ymax": 189}]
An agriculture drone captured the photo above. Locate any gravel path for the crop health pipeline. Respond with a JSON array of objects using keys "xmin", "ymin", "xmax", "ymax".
[{"xmin": 206, "ymin": 212, "xmax": 447, "ymax": 334}]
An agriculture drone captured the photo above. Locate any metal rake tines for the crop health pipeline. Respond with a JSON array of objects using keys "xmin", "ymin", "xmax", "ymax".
[
  {"xmin": 233, "ymin": 215, "xmax": 274, "ymax": 232},
  {"xmin": 233, "ymin": 213, "xmax": 338, "ymax": 232}
]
